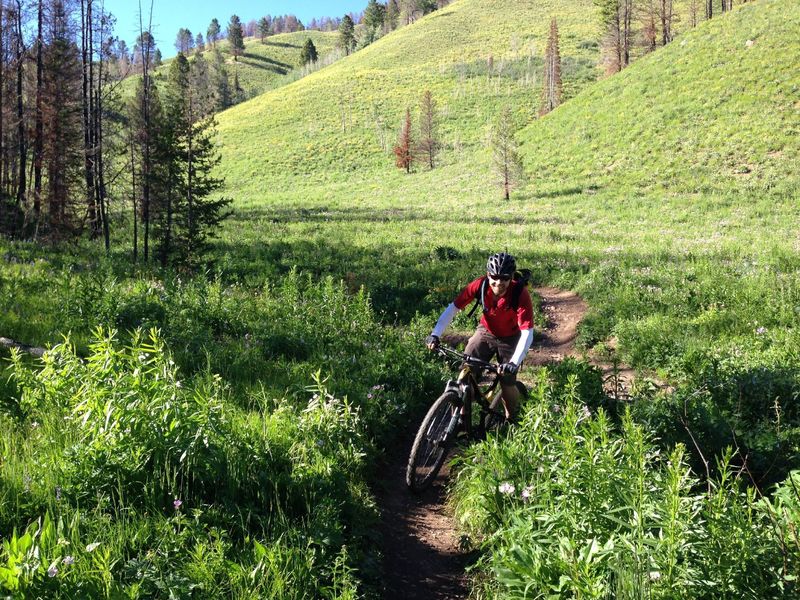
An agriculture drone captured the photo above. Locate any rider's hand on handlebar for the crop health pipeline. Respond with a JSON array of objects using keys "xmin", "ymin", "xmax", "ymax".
[
  {"xmin": 425, "ymin": 334, "xmax": 440, "ymax": 351},
  {"xmin": 499, "ymin": 362, "xmax": 518, "ymax": 375}
]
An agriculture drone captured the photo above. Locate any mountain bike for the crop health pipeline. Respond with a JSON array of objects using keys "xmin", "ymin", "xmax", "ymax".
[{"xmin": 405, "ymin": 346, "xmax": 525, "ymax": 492}]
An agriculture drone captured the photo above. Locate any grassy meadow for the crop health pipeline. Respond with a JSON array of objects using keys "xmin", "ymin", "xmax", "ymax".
[{"xmin": 2, "ymin": 0, "xmax": 800, "ymax": 596}]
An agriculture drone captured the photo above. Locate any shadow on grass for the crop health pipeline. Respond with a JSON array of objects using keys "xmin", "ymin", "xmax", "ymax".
[
  {"xmin": 240, "ymin": 53, "xmax": 292, "ymax": 73},
  {"xmin": 262, "ymin": 40, "xmax": 300, "ymax": 49},
  {"xmin": 227, "ymin": 205, "xmax": 558, "ymax": 226}
]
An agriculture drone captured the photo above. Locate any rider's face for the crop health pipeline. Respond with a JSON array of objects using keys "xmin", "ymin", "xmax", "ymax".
[{"xmin": 488, "ymin": 273, "xmax": 511, "ymax": 296}]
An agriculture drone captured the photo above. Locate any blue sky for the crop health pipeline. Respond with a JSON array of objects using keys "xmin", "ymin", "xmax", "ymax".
[{"xmin": 103, "ymin": 0, "xmax": 366, "ymax": 56}]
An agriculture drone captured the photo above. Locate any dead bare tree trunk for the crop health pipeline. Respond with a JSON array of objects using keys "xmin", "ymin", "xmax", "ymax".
[
  {"xmin": 660, "ymin": 0, "xmax": 673, "ymax": 45},
  {"xmin": 14, "ymin": 0, "xmax": 25, "ymax": 224},
  {"xmin": 138, "ymin": 0, "xmax": 153, "ymax": 262},
  {"xmin": 33, "ymin": 0, "xmax": 43, "ymax": 234},
  {"xmin": 81, "ymin": 0, "xmax": 98, "ymax": 237},
  {"xmin": 1, "ymin": 0, "xmax": 6, "ymax": 201}
]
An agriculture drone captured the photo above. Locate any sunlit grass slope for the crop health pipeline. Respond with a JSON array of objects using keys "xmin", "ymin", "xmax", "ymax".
[
  {"xmin": 208, "ymin": 30, "xmax": 339, "ymax": 98},
  {"xmin": 134, "ymin": 31, "xmax": 338, "ymax": 101},
  {"xmin": 519, "ymin": 0, "xmax": 800, "ymax": 197},
  {"xmin": 216, "ymin": 0, "xmax": 601, "ymax": 201}
]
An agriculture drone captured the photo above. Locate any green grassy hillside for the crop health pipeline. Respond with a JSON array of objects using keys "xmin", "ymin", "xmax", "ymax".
[
  {"xmin": 128, "ymin": 30, "xmax": 339, "ymax": 102},
  {"xmin": 216, "ymin": 0, "xmax": 601, "ymax": 199},
  {"xmin": 519, "ymin": 0, "xmax": 800, "ymax": 197},
  {"xmin": 206, "ymin": 30, "xmax": 339, "ymax": 98}
]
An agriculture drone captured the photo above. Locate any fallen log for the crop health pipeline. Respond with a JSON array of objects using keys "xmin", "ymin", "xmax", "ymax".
[{"xmin": 0, "ymin": 337, "xmax": 46, "ymax": 358}]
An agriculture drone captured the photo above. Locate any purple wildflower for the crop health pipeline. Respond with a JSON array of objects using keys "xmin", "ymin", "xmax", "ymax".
[
  {"xmin": 48, "ymin": 565, "xmax": 58, "ymax": 577},
  {"xmin": 173, "ymin": 499, "xmax": 183, "ymax": 510},
  {"xmin": 63, "ymin": 556, "xmax": 74, "ymax": 566},
  {"xmin": 498, "ymin": 482, "xmax": 515, "ymax": 495}
]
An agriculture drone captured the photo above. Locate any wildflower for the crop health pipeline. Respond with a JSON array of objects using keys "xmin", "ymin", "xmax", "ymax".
[
  {"xmin": 173, "ymin": 499, "xmax": 183, "ymax": 510},
  {"xmin": 579, "ymin": 405, "xmax": 591, "ymax": 421},
  {"xmin": 756, "ymin": 326, "xmax": 767, "ymax": 335},
  {"xmin": 498, "ymin": 482, "xmax": 515, "ymax": 495},
  {"xmin": 367, "ymin": 393, "xmax": 373, "ymax": 399},
  {"xmin": 48, "ymin": 565, "xmax": 58, "ymax": 577},
  {"xmin": 86, "ymin": 542, "xmax": 101, "ymax": 552},
  {"xmin": 63, "ymin": 556, "xmax": 74, "ymax": 566},
  {"xmin": 55, "ymin": 486, "xmax": 62, "ymax": 501},
  {"xmin": 521, "ymin": 486, "xmax": 534, "ymax": 501},
  {"xmin": 537, "ymin": 465, "xmax": 545, "ymax": 474},
  {"xmin": 649, "ymin": 571, "xmax": 662, "ymax": 581}
]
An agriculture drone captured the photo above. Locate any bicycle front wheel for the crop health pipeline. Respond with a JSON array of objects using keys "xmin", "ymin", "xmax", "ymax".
[{"xmin": 406, "ymin": 391, "xmax": 460, "ymax": 492}]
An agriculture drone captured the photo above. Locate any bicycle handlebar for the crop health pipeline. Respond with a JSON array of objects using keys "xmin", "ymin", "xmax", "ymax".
[{"xmin": 435, "ymin": 345, "xmax": 500, "ymax": 373}]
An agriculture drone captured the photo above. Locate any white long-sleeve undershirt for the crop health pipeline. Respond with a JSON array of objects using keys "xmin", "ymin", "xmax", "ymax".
[
  {"xmin": 510, "ymin": 328, "xmax": 534, "ymax": 366},
  {"xmin": 430, "ymin": 304, "xmax": 534, "ymax": 367},
  {"xmin": 431, "ymin": 303, "xmax": 460, "ymax": 337}
]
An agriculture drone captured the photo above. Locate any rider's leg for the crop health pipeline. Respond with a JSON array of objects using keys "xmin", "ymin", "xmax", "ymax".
[
  {"xmin": 499, "ymin": 377, "xmax": 520, "ymax": 421},
  {"xmin": 497, "ymin": 331, "xmax": 523, "ymax": 422}
]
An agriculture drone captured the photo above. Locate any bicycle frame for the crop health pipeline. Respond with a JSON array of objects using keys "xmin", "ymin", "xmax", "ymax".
[{"xmin": 438, "ymin": 347, "xmax": 506, "ymax": 439}]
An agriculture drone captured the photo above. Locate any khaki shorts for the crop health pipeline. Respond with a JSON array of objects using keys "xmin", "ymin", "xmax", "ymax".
[{"xmin": 464, "ymin": 325, "xmax": 520, "ymax": 384}]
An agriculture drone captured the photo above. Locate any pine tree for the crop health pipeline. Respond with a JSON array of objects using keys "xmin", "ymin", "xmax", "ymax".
[
  {"xmin": 363, "ymin": 0, "xmax": 386, "ymax": 44},
  {"xmin": 209, "ymin": 49, "xmax": 231, "ymax": 111},
  {"xmin": 393, "ymin": 108, "xmax": 414, "ymax": 173},
  {"xmin": 416, "ymin": 90, "xmax": 439, "ymax": 169},
  {"xmin": 338, "ymin": 14, "xmax": 356, "ymax": 55},
  {"xmin": 300, "ymin": 38, "xmax": 318, "ymax": 65},
  {"xmin": 156, "ymin": 52, "xmax": 231, "ymax": 268},
  {"xmin": 228, "ymin": 15, "xmax": 245, "ymax": 60},
  {"xmin": 385, "ymin": 0, "xmax": 400, "ymax": 32},
  {"xmin": 43, "ymin": 0, "xmax": 83, "ymax": 238},
  {"xmin": 595, "ymin": 0, "xmax": 632, "ymax": 74},
  {"xmin": 258, "ymin": 17, "xmax": 269, "ymax": 42},
  {"xmin": 539, "ymin": 17, "xmax": 562, "ymax": 116},
  {"xmin": 207, "ymin": 18, "xmax": 220, "ymax": 48},
  {"xmin": 490, "ymin": 107, "xmax": 525, "ymax": 200},
  {"xmin": 175, "ymin": 28, "xmax": 193, "ymax": 54},
  {"xmin": 194, "ymin": 32, "xmax": 205, "ymax": 53}
]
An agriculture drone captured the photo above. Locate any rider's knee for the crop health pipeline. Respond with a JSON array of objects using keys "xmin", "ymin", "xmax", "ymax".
[{"xmin": 500, "ymin": 372, "xmax": 517, "ymax": 386}]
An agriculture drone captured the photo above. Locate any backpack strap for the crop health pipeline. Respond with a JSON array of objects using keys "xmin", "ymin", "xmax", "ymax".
[
  {"xmin": 510, "ymin": 269, "xmax": 532, "ymax": 311},
  {"xmin": 466, "ymin": 276, "xmax": 489, "ymax": 318}
]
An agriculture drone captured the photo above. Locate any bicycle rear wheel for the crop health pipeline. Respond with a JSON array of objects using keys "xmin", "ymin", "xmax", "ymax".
[{"xmin": 406, "ymin": 392, "xmax": 460, "ymax": 492}]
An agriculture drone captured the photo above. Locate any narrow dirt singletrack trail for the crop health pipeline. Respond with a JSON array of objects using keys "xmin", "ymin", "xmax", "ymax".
[{"xmin": 377, "ymin": 287, "xmax": 593, "ymax": 600}]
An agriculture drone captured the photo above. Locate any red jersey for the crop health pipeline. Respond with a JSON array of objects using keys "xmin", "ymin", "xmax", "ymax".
[{"xmin": 453, "ymin": 276, "xmax": 534, "ymax": 338}]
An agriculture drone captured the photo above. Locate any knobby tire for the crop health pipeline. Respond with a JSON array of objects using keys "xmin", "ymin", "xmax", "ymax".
[{"xmin": 406, "ymin": 392, "xmax": 459, "ymax": 492}]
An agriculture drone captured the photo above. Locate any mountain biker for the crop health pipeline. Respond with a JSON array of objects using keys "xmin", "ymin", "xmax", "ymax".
[{"xmin": 425, "ymin": 252, "xmax": 534, "ymax": 421}]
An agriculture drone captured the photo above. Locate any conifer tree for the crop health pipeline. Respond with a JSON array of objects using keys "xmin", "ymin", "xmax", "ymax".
[
  {"xmin": 394, "ymin": 108, "xmax": 414, "ymax": 173},
  {"xmin": 595, "ymin": 0, "xmax": 632, "ymax": 74},
  {"xmin": 300, "ymin": 38, "xmax": 318, "ymax": 65},
  {"xmin": 539, "ymin": 17, "xmax": 562, "ymax": 116},
  {"xmin": 194, "ymin": 32, "xmax": 205, "ymax": 53},
  {"xmin": 207, "ymin": 18, "xmax": 220, "ymax": 47},
  {"xmin": 363, "ymin": 0, "xmax": 386, "ymax": 44},
  {"xmin": 43, "ymin": 0, "xmax": 83, "ymax": 237},
  {"xmin": 157, "ymin": 52, "xmax": 231, "ymax": 267},
  {"xmin": 175, "ymin": 28, "xmax": 193, "ymax": 54},
  {"xmin": 490, "ymin": 107, "xmax": 525, "ymax": 200},
  {"xmin": 258, "ymin": 17, "xmax": 269, "ymax": 42},
  {"xmin": 417, "ymin": 90, "xmax": 439, "ymax": 169},
  {"xmin": 384, "ymin": 0, "xmax": 400, "ymax": 31},
  {"xmin": 338, "ymin": 14, "xmax": 356, "ymax": 55},
  {"xmin": 209, "ymin": 49, "xmax": 231, "ymax": 111},
  {"xmin": 227, "ymin": 15, "xmax": 245, "ymax": 60}
]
